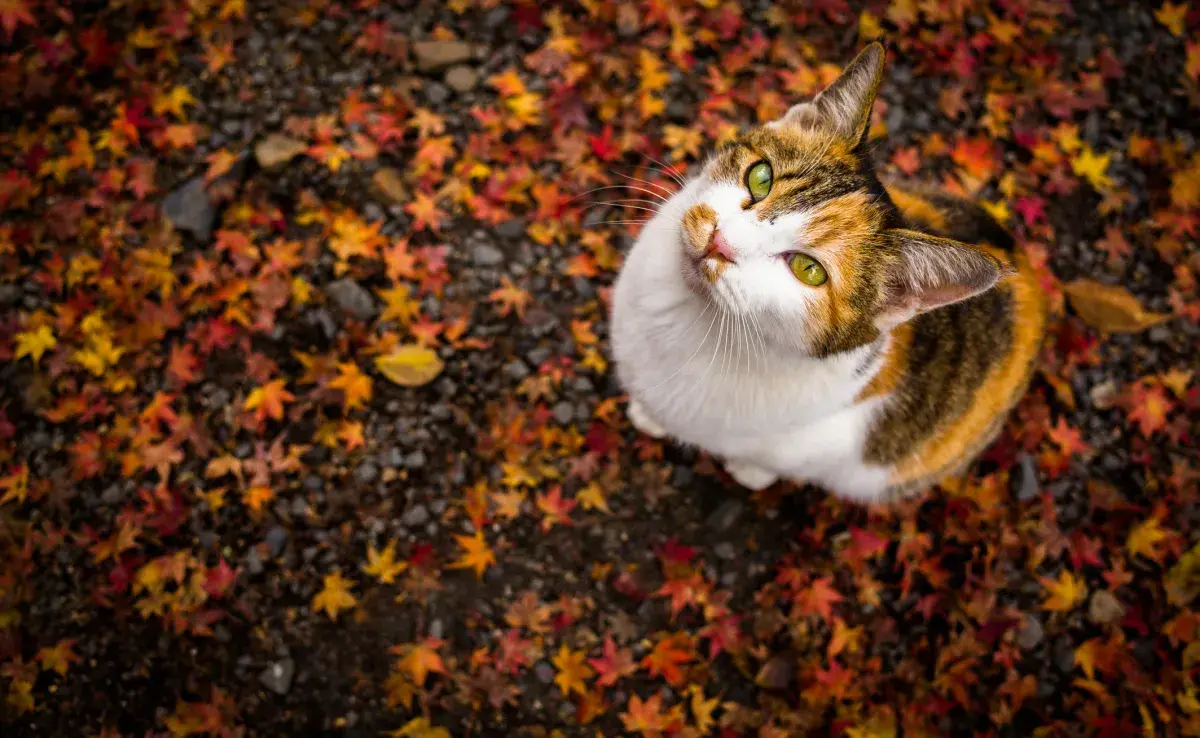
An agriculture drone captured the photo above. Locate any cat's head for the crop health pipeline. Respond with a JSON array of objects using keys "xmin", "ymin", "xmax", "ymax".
[{"xmin": 676, "ymin": 43, "xmax": 1005, "ymax": 358}]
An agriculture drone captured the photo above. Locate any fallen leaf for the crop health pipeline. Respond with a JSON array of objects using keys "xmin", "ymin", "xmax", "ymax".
[
  {"xmin": 254, "ymin": 133, "xmax": 307, "ymax": 168},
  {"xmin": 448, "ymin": 531, "xmax": 496, "ymax": 579},
  {"xmin": 312, "ymin": 571, "xmax": 358, "ymax": 621},
  {"xmin": 375, "ymin": 345, "xmax": 444, "ymax": 387},
  {"xmin": 551, "ymin": 644, "xmax": 593, "ymax": 697},
  {"xmin": 1041, "ymin": 570, "xmax": 1086, "ymax": 612},
  {"xmin": 363, "ymin": 540, "xmax": 408, "ymax": 584},
  {"xmin": 1063, "ymin": 280, "xmax": 1171, "ymax": 333}
]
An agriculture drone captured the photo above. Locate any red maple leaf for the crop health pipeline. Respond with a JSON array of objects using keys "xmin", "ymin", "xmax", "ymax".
[
  {"xmin": 589, "ymin": 125, "xmax": 620, "ymax": 162},
  {"xmin": 589, "ymin": 636, "xmax": 637, "ymax": 687},
  {"xmin": 535, "ymin": 486, "xmax": 577, "ymax": 531}
]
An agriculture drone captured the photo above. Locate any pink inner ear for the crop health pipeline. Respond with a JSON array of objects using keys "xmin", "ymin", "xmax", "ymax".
[{"xmin": 918, "ymin": 284, "xmax": 978, "ymax": 310}]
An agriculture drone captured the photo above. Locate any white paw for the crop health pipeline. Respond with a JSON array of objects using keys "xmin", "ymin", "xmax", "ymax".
[
  {"xmin": 724, "ymin": 459, "xmax": 779, "ymax": 490},
  {"xmin": 628, "ymin": 399, "xmax": 667, "ymax": 439}
]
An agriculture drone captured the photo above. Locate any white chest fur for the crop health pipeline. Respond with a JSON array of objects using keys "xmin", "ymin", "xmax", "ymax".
[{"xmin": 610, "ymin": 200, "xmax": 895, "ymax": 503}]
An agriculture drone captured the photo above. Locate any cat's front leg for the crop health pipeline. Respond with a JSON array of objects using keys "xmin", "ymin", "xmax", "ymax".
[
  {"xmin": 723, "ymin": 458, "xmax": 779, "ymax": 491},
  {"xmin": 627, "ymin": 399, "xmax": 667, "ymax": 439}
]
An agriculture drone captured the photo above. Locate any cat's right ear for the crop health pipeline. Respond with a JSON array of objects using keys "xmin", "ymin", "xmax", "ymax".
[
  {"xmin": 875, "ymin": 229, "xmax": 1009, "ymax": 328},
  {"xmin": 773, "ymin": 43, "xmax": 886, "ymax": 145}
]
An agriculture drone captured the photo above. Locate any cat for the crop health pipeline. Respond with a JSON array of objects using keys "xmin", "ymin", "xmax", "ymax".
[{"xmin": 609, "ymin": 42, "xmax": 1048, "ymax": 505}]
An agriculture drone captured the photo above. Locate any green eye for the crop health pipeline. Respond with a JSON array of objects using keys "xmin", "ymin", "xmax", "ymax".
[
  {"xmin": 788, "ymin": 253, "xmax": 827, "ymax": 286},
  {"xmin": 745, "ymin": 161, "xmax": 772, "ymax": 202}
]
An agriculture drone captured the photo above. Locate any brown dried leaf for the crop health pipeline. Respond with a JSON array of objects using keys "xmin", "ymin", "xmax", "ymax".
[
  {"xmin": 1063, "ymin": 279, "xmax": 1170, "ymax": 333},
  {"xmin": 375, "ymin": 345, "xmax": 444, "ymax": 387}
]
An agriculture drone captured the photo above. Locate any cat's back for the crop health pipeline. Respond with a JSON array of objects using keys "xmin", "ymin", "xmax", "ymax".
[{"xmin": 864, "ymin": 183, "xmax": 1048, "ymax": 494}]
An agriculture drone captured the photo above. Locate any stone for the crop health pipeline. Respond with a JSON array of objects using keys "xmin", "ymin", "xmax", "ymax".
[
  {"xmin": 259, "ymin": 659, "xmax": 295, "ymax": 695},
  {"xmin": 325, "ymin": 278, "xmax": 377, "ymax": 321},
  {"xmin": 714, "ymin": 542, "xmax": 737, "ymax": 561},
  {"xmin": 403, "ymin": 504, "xmax": 430, "ymax": 527},
  {"xmin": 254, "ymin": 134, "xmax": 307, "ymax": 168},
  {"xmin": 424, "ymin": 82, "xmax": 450, "ymax": 105},
  {"xmin": 372, "ymin": 167, "xmax": 408, "ymax": 204},
  {"xmin": 445, "ymin": 65, "xmax": 479, "ymax": 93},
  {"xmin": 1012, "ymin": 453, "xmax": 1040, "ymax": 501},
  {"xmin": 706, "ymin": 500, "xmax": 744, "ymax": 532},
  {"xmin": 472, "ymin": 243, "xmax": 505, "ymax": 267},
  {"xmin": 552, "ymin": 401, "xmax": 574, "ymax": 425},
  {"xmin": 534, "ymin": 661, "xmax": 554, "ymax": 684},
  {"xmin": 1016, "ymin": 615, "xmax": 1044, "ymax": 650},
  {"xmin": 1088, "ymin": 590, "xmax": 1126, "ymax": 625},
  {"xmin": 356, "ymin": 462, "xmax": 378, "ymax": 484},
  {"xmin": 496, "ymin": 219, "xmax": 526, "ymax": 239},
  {"xmin": 163, "ymin": 178, "xmax": 216, "ymax": 242},
  {"xmin": 265, "ymin": 526, "xmax": 288, "ymax": 556},
  {"xmin": 413, "ymin": 40, "xmax": 472, "ymax": 72}
]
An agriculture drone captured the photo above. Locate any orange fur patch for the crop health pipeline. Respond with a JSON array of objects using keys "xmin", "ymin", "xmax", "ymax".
[
  {"xmin": 803, "ymin": 192, "xmax": 878, "ymax": 328},
  {"xmin": 889, "ymin": 249, "xmax": 1048, "ymax": 486},
  {"xmin": 856, "ymin": 320, "xmax": 913, "ymax": 401},
  {"xmin": 681, "ymin": 204, "xmax": 717, "ymax": 257}
]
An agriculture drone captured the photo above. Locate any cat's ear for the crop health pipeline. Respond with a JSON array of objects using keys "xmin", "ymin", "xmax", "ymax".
[
  {"xmin": 876, "ymin": 229, "xmax": 1008, "ymax": 327},
  {"xmin": 777, "ymin": 42, "xmax": 886, "ymax": 144}
]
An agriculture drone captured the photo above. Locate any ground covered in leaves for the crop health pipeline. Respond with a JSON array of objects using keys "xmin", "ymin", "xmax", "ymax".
[{"xmin": 1, "ymin": 0, "xmax": 1199, "ymax": 736}]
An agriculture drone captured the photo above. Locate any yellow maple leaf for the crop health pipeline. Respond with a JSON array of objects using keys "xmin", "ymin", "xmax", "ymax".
[
  {"xmin": 244, "ymin": 379, "xmax": 294, "ymax": 422},
  {"xmin": 377, "ymin": 284, "xmax": 419, "ymax": 325},
  {"xmin": 330, "ymin": 361, "xmax": 373, "ymax": 409},
  {"xmin": 576, "ymin": 482, "xmax": 610, "ymax": 514},
  {"xmin": 1127, "ymin": 517, "xmax": 1169, "ymax": 562},
  {"xmin": 389, "ymin": 717, "xmax": 451, "ymax": 738},
  {"xmin": 205, "ymin": 149, "xmax": 239, "ymax": 183},
  {"xmin": 242, "ymin": 485, "xmax": 274, "ymax": 515},
  {"xmin": 492, "ymin": 490, "xmax": 526, "ymax": 520},
  {"xmin": 551, "ymin": 644, "xmax": 593, "ymax": 697},
  {"xmin": 1155, "ymin": 1, "xmax": 1188, "ymax": 36},
  {"xmin": 312, "ymin": 571, "xmax": 357, "ymax": 621},
  {"xmin": 363, "ymin": 540, "xmax": 408, "ymax": 584},
  {"xmin": 1041, "ymin": 570, "xmax": 1087, "ymax": 612},
  {"xmin": 153, "ymin": 85, "xmax": 196, "ymax": 119},
  {"xmin": 14, "ymin": 325, "xmax": 56, "ymax": 364},
  {"xmin": 449, "ymin": 531, "xmax": 496, "ymax": 579},
  {"xmin": 688, "ymin": 685, "xmax": 720, "ymax": 734},
  {"xmin": 1074, "ymin": 637, "xmax": 1101, "ymax": 679},
  {"xmin": 859, "ymin": 10, "xmax": 884, "ymax": 40},
  {"xmin": 1070, "ymin": 146, "xmax": 1112, "ymax": 190}
]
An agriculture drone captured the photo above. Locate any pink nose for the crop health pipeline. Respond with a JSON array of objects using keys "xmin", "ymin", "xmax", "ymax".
[{"xmin": 707, "ymin": 230, "xmax": 737, "ymax": 262}]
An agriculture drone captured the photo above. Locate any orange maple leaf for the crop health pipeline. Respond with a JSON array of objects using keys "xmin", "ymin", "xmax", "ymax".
[
  {"xmin": 1041, "ymin": 570, "xmax": 1086, "ymax": 612},
  {"xmin": 641, "ymin": 633, "xmax": 693, "ymax": 687},
  {"xmin": 535, "ymin": 486, "xmax": 577, "ymax": 531},
  {"xmin": 394, "ymin": 637, "xmax": 447, "ymax": 688},
  {"xmin": 489, "ymin": 277, "xmax": 532, "ymax": 319},
  {"xmin": 0, "ymin": 0, "xmax": 35, "ymax": 42},
  {"xmin": 204, "ymin": 149, "xmax": 239, "ymax": 183},
  {"xmin": 329, "ymin": 362, "xmax": 373, "ymax": 410},
  {"xmin": 448, "ymin": 531, "xmax": 496, "ymax": 579},
  {"xmin": 311, "ymin": 571, "xmax": 357, "ymax": 621}
]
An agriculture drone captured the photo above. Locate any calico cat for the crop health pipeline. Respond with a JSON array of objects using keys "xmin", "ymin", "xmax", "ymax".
[{"xmin": 610, "ymin": 43, "xmax": 1047, "ymax": 504}]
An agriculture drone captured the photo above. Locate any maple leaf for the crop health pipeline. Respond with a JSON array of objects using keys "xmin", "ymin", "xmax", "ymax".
[
  {"xmin": 449, "ymin": 531, "xmax": 496, "ymax": 579},
  {"xmin": 36, "ymin": 639, "xmax": 79, "ymax": 676},
  {"xmin": 1154, "ymin": 1, "xmax": 1187, "ymax": 36},
  {"xmin": 488, "ymin": 277, "xmax": 531, "ymax": 318},
  {"xmin": 153, "ymin": 85, "xmax": 196, "ymax": 120},
  {"xmin": 642, "ymin": 633, "xmax": 693, "ymax": 687},
  {"xmin": 576, "ymin": 481, "xmax": 610, "ymax": 513},
  {"xmin": 1041, "ymin": 570, "xmax": 1086, "ymax": 612},
  {"xmin": 1047, "ymin": 417, "xmax": 1091, "ymax": 457},
  {"xmin": 590, "ymin": 636, "xmax": 637, "ymax": 687},
  {"xmin": 688, "ymin": 685, "xmax": 719, "ymax": 734},
  {"xmin": 390, "ymin": 717, "xmax": 451, "ymax": 738},
  {"xmin": 793, "ymin": 576, "xmax": 843, "ymax": 622},
  {"xmin": 405, "ymin": 192, "xmax": 446, "ymax": 232},
  {"xmin": 551, "ymin": 644, "xmax": 593, "ymax": 697},
  {"xmin": 1070, "ymin": 146, "xmax": 1112, "ymax": 190},
  {"xmin": 242, "ymin": 485, "xmax": 274, "ymax": 515},
  {"xmin": 1127, "ymin": 517, "xmax": 1170, "ymax": 562},
  {"xmin": 621, "ymin": 692, "xmax": 671, "ymax": 735},
  {"xmin": 0, "ymin": 0, "xmax": 35, "ymax": 42},
  {"xmin": 330, "ymin": 361, "xmax": 373, "ymax": 409},
  {"xmin": 1126, "ymin": 382, "xmax": 1173, "ymax": 437},
  {"xmin": 14, "ymin": 324, "xmax": 55, "ymax": 364},
  {"xmin": 311, "ymin": 571, "xmax": 358, "ymax": 621},
  {"xmin": 378, "ymin": 284, "xmax": 419, "ymax": 325},
  {"xmin": 204, "ymin": 149, "xmax": 239, "ymax": 183},
  {"xmin": 395, "ymin": 637, "xmax": 447, "ymax": 688},
  {"xmin": 536, "ymin": 486, "xmax": 577, "ymax": 531},
  {"xmin": 363, "ymin": 540, "xmax": 408, "ymax": 584},
  {"xmin": 244, "ymin": 379, "xmax": 294, "ymax": 422}
]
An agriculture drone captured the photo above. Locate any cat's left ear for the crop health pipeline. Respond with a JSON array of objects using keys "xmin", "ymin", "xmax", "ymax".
[
  {"xmin": 876, "ymin": 229, "xmax": 1009, "ymax": 328},
  {"xmin": 777, "ymin": 42, "xmax": 886, "ymax": 146}
]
